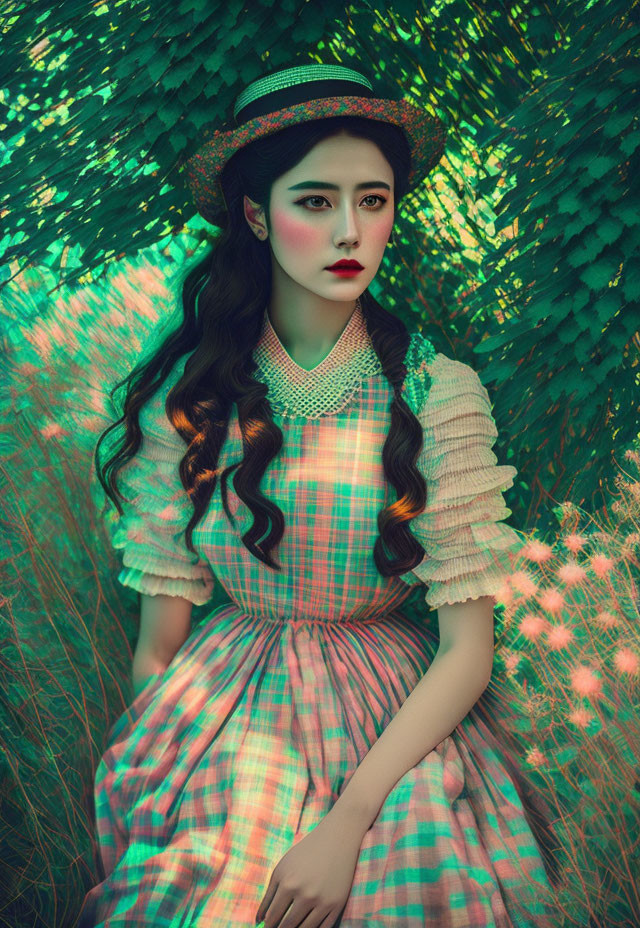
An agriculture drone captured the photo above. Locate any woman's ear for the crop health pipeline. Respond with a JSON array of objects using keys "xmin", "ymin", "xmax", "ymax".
[{"xmin": 243, "ymin": 195, "xmax": 267, "ymax": 239}]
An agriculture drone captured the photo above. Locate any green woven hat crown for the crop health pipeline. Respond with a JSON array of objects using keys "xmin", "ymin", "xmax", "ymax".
[{"xmin": 183, "ymin": 62, "xmax": 448, "ymax": 223}]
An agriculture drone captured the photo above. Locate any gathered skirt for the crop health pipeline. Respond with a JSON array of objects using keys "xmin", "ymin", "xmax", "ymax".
[{"xmin": 78, "ymin": 603, "xmax": 557, "ymax": 928}]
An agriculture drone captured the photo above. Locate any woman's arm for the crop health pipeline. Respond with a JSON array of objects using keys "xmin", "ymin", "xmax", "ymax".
[
  {"xmin": 322, "ymin": 595, "xmax": 495, "ymax": 837},
  {"xmin": 131, "ymin": 593, "xmax": 193, "ymax": 697},
  {"xmin": 132, "ymin": 649, "xmax": 173, "ymax": 699}
]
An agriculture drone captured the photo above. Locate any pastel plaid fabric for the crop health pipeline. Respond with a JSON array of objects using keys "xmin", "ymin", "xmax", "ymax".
[{"xmin": 80, "ymin": 325, "xmax": 556, "ymax": 927}]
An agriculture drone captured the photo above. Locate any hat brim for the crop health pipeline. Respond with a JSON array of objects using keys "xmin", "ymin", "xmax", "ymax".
[{"xmin": 182, "ymin": 95, "xmax": 448, "ymax": 223}]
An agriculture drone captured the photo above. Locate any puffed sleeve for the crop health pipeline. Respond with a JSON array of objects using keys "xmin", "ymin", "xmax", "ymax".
[
  {"xmin": 103, "ymin": 359, "xmax": 216, "ymax": 605},
  {"xmin": 401, "ymin": 351, "xmax": 525, "ymax": 610}
]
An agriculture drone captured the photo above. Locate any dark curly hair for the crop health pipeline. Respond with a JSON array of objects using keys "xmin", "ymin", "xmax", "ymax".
[
  {"xmin": 94, "ymin": 114, "xmax": 429, "ymax": 577},
  {"xmin": 94, "ymin": 113, "xmax": 562, "ymax": 891}
]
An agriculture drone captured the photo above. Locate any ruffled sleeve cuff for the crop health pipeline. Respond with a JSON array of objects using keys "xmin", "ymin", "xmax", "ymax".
[
  {"xmin": 101, "ymin": 356, "xmax": 216, "ymax": 605},
  {"xmin": 117, "ymin": 567, "xmax": 215, "ymax": 606},
  {"xmin": 400, "ymin": 352, "xmax": 525, "ymax": 610}
]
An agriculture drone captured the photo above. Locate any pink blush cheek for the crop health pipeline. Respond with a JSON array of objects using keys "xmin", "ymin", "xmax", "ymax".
[
  {"xmin": 371, "ymin": 216, "xmax": 395, "ymax": 247},
  {"xmin": 271, "ymin": 210, "xmax": 322, "ymax": 251}
]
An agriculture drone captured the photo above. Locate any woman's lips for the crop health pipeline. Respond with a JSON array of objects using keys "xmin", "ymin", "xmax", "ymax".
[{"xmin": 326, "ymin": 267, "xmax": 363, "ymax": 277}]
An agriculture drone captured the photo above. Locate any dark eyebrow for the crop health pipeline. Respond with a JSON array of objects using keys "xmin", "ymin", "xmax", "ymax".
[{"xmin": 287, "ymin": 181, "xmax": 391, "ymax": 192}]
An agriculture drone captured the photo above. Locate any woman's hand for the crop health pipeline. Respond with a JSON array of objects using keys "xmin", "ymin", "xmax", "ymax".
[{"xmin": 255, "ymin": 816, "xmax": 362, "ymax": 928}]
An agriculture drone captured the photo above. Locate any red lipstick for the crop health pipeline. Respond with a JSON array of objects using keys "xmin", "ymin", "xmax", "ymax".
[{"xmin": 325, "ymin": 258, "xmax": 364, "ymax": 277}]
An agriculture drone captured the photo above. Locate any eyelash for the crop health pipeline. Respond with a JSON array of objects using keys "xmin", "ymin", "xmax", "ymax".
[{"xmin": 295, "ymin": 194, "xmax": 387, "ymax": 211}]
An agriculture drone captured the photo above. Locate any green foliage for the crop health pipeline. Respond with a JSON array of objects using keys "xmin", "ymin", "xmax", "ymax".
[
  {"xmin": 466, "ymin": 5, "xmax": 640, "ymax": 539},
  {"xmin": 1, "ymin": 0, "xmax": 343, "ymax": 284},
  {"xmin": 2, "ymin": 0, "xmax": 639, "ymax": 549},
  {"xmin": 2, "ymin": 2, "xmax": 640, "ymax": 926}
]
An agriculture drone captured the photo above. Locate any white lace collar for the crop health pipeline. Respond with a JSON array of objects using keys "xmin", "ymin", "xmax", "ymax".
[{"xmin": 251, "ymin": 298, "xmax": 382, "ymax": 419}]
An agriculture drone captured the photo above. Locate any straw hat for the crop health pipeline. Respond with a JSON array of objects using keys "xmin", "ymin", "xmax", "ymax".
[{"xmin": 182, "ymin": 62, "xmax": 448, "ymax": 222}]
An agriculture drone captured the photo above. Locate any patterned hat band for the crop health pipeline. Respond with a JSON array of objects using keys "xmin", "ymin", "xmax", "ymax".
[{"xmin": 182, "ymin": 63, "xmax": 448, "ymax": 223}]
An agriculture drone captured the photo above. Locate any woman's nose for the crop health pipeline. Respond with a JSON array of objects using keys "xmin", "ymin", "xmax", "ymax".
[{"xmin": 334, "ymin": 209, "xmax": 360, "ymax": 240}]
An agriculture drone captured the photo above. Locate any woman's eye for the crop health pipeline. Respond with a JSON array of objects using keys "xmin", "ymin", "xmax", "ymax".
[{"xmin": 296, "ymin": 194, "xmax": 387, "ymax": 210}]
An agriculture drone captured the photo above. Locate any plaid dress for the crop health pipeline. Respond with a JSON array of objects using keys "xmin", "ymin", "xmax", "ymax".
[{"xmin": 80, "ymin": 303, "xmax": 557, "ymax": 927}]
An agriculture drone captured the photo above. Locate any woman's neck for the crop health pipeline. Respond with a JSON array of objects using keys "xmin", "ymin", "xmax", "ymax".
[{"xmin": 266, "ymin": 297, "xmax": 359, "ymax": 371}]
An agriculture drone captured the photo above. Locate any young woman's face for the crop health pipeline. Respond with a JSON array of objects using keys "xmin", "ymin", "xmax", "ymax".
[{"xmin": 245, "ymin": 132, "xmax": 395, "ymax": 301}]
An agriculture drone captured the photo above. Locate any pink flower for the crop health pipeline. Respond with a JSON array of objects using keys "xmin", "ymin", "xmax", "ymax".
[
  {"xmin": 568, "ymin": 707, "xmax": 593, "ymax": 728},
  {"xmin": 546, "ymin": 622, "xmax": 575, "ymax": 650},
  {"xmin": 510, "ymin": 571, "xmax": 539, "ymax": 597},
  {"xmin": 519, "ymin": 613, "xmax": 547, "ymax": 641},
  {"xmin": 523, "ymin": 539, "xmax": 553, "ymax": 563},
  {"xmin": 525, "ymin": 747, "xmax": 546, "ymax": 768},
  {"xmin": 564, "ymin": 533, "xmax": 589, "ymax": 553},
  {"xmin": 502, "ymin": 650, "xmax": 522, "ymax": 673},
  {"xmin": 590, "ymin": 553, "xmax": 615, "ymax": 578},
  {"xmin": 557, "ymin": 561, "xmax": 587, "ymax": 586},
  {"xmin": 492, "ymin": 577, "xmax": 514, "ymax": 605},
  {"xmin": 613, "ymin": 648, "xmax": 639, "ymax": 675},
  {"xmin": 595, "ymin": 611, "xmax": 619, "ymax": 629},
  {"xmin": 537, "ymin": 587, "xmax": 566, "ymax": 614},
  {"xmin": 570, "ymin": 665, "xmax": 602, "ymax": 697},
  {"xmin": 621, "ymin": 534, "xmax": 640, "ymax": 560}
]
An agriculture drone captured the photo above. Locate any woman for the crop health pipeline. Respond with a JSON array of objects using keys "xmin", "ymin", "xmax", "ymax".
[{"xmin": 80, "ymin": 62, "xmax": 560, "ymax": 927}]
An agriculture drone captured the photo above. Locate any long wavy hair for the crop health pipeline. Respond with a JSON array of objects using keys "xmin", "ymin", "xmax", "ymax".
[
  {"xmin": 95, "ymin": 115, "xmax": 428, "ymax": 577},
  {"xmin": 94, "ymin": 114, "xmax": 562, "ymax": 889}
]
